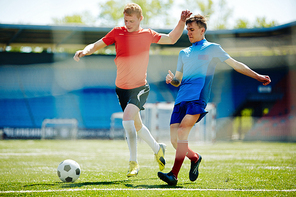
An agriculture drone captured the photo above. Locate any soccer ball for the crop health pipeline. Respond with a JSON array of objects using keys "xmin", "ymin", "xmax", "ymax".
[{"xmin": 57, "ymin": 159, "xmax": 81, "ymax": 182}]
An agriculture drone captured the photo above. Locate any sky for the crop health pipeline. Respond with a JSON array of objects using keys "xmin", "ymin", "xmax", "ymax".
[{"xmin": 0, "ymin": 0, "xmax": 296, "ymax": 29}]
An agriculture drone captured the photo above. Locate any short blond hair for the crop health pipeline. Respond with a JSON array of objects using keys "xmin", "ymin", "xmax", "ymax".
[{"xmin": 123, "ymin": 3, "xmax": 142, "ymax": 18}]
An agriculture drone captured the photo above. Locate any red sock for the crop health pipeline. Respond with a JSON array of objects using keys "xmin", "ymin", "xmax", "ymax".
[
  {"xmin": 171, "ymin": 140, "xmax": 188, "ymax": 178},
  {"xmin": 186, "ymin": 147, "xmax": 199, "ymax": 163}
]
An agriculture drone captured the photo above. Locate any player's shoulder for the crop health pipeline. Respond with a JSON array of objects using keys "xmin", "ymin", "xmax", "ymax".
[
  {"xmin": 180, "ymin": 47, "xmax": 191, "ymax": 54},
  {"xmin": 203, "ymin": 41, "xmax": 223, "ymax": 51},
  {"xmin": 204, "ymin": 40, "xmax": 220, "ymax": 47},
  {"xmin": 141, "ymin": 28, "xmax": 159, "ymax": 35},
  {"xmin": 115, "ymin": 26, "xmax": 126, "ymax": 30},
  {"xmin": 112, "ymin": 26, "xmax": 127, "ymax": 32}
]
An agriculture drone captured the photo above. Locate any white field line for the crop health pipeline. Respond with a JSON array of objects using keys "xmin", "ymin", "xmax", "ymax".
[{"xmin": 1, "ymin": 188, "xmax": 296, "ymax": 193}]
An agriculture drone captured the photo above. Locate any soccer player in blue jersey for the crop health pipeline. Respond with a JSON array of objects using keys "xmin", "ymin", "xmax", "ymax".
[{"xmin": 158, "ymin": 14, "xmax": 271, "ymax": 186}]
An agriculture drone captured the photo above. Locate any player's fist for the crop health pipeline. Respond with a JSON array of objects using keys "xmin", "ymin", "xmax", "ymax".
[
  {"xmin": 259, "ymin": 75, "xmax": 271, "ymax": 86},
  {"xmin": 180, "ymin": 10, "xmax": 192, "ymax": 22},
  {"xmin": 73, "ymin": 50, "xmax": 85, "ymax": 62},
  {"xmin": 166, "ymin": 70, "xmax": 174, "ymax": 84}
]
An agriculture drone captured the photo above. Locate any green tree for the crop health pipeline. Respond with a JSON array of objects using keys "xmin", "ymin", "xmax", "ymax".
[
  {"xmin": 181, "ymin": 0, "xmax": 232, "ymax": 30},
  {"xmin": 234, "ymin": 18, "xmax": 250, "ymax": 29},
  {"xmin": 98, "ymin": 0, "xmax": 125, "ymax": 26},
  {"xmin": 52, "ymin": 12, "xmax": 96, "ymax": 25},
  {"xmin": 253, "ymin": 17, "xmax": 278, "ymax": 28},
  {"xmin": 233, "ymin": 17, "xmax": 278, "ymax": 29},
  {"xmin": 98, "ymin": 0, "xmax": 173, "ymax": 27},
  {"xmin": 213, "ymin": 0, "xmax": 232, "ymax": 29},
  {"xmin": 182, "ymin": 0, "xmax": 214, "ymax": 20},
  {"xmin": 52, "ymin": 14, "xmax": 84, "ymax": 25},
  {"xmin": 137, "ymin": 0, "xmax": 174, "ymax": 26}
]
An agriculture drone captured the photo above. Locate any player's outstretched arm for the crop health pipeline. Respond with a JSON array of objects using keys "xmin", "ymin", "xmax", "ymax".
[
  {"xmin": 73, "ymin": 39, "xmax": 107, "ymax": 62},
  {"xmin": 157, "ymin": 10, "xmax": 192, "ymax": 45},
  {"xmin": 225, "ymin": 57, "xmax": 271, "ymax": 86},
  {"xmin": 166, "ymin": 70, "xmax": 183, "ymax": 87}
]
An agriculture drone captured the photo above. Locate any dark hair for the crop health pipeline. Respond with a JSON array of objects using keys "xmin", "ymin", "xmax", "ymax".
[{"xmin": 186, "ymin": 14, "xmax": 207, "ymax": 31}]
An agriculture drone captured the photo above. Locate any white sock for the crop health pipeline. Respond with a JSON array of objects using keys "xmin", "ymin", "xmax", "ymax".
[
  {"xmin": 137, "ymin": 124, "xmax": 160, "ymax": 154},
  {"xmin": 122, "ymin": 120, "xmax": 137, "ymax": 162}
]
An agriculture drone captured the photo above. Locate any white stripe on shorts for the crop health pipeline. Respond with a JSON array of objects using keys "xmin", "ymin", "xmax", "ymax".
[{"xmin": 137, "ymin": 89, "xmax": 147, "ymax": 101}]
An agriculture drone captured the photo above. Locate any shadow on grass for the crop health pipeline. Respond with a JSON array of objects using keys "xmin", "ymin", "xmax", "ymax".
[
  {"xmin": 23, "ymin": 183, "xmax": 57, "ymax": 188},
  {"xmin": 23, "ymin": 177, "xmax": 183, "ymax": 189},
  {"xmin": 125, "ymin": 183, "xmax": 183, "ymax": 189},
  {"xmin": 68, "ymin": 180, "xmax": 128, "ymax": 188},
  {"xmin": 23, "ymin": 180, "xmax": 127, "ymax": 189},
  {"xmin": 124, "ymin": 177, "xmax": 183, "ymax": 189}
]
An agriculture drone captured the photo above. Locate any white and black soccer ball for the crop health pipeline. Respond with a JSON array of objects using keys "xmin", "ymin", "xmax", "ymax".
[{"xmin": 57, "ymin": 159, "xmax": 81, "ymax": 182}]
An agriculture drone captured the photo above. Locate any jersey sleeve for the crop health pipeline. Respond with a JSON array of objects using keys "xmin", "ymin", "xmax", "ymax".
[
  {"xmin": 213, "ymin": 44, "xmax": 230, "ymax": 62},
  {"xmin": 149, "ymin": 29, "xmax": 162, "ymax": 43},
  {"xmin": 176, "ymin": 50, "xmax": 184, "ymax": 73},
  {"xmin": 102, "ymin": 28, "xmax": 116, "ymax": 46}
]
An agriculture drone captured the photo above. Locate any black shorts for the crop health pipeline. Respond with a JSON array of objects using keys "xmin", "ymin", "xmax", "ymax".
[{"xmin": 115, "ymin": 84, "xmax": 150, "ymax": 111}]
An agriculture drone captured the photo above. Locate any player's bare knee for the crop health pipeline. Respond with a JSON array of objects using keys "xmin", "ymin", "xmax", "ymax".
[
  {"xmin": 177, "ymin": 129, "xmax": 186, "ymax": 139},
  {"xmin": 135, "ymin": 123, "xmax": 143, "ymax": 132}
]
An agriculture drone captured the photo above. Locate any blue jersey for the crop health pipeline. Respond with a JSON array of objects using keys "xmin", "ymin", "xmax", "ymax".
[{"xmin": 175, "ymin": 39, "xmax": 230, "ymax": 105}]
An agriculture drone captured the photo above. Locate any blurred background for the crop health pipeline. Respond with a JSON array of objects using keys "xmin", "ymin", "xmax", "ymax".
[{"xmin": 0, "ymin": 0, "xmax": 295, "ymax": 141}]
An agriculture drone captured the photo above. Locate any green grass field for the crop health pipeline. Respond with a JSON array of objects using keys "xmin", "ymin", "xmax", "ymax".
[{"xmin": 0, "ymin": 140, "xmax": 295, "ymax": 196}]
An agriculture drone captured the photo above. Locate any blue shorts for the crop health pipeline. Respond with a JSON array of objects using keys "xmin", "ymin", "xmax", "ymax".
[{"xmin": 170, "ymin": 100, "xmax": 208, "ymax": 125}]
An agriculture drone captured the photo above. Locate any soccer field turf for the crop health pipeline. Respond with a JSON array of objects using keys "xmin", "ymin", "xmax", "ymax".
[{"xmin": 0, "ymin": 140, "xmax": 295, "ymax": 196}]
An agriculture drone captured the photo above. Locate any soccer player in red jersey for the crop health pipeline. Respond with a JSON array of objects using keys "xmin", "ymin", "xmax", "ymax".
[{"xmin": 74, "ymin": 3, "xmax": 192, "ymax": 177}]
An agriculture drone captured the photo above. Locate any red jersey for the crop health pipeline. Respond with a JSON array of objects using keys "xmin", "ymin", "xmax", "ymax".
[{"xmin": 102, "ymin": 27, "xmax": 161, "ymax": 89}]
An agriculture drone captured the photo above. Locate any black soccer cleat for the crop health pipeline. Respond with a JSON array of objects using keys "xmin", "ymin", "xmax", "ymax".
[
  {"xmin": 158, "ymin": 171, "xmax": 178, "ymax": 186},
  {"xmin": 189, "ymin": 154, "xmax": 202, "ymax": 181}
]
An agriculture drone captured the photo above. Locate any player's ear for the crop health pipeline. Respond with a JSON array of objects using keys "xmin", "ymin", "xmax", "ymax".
[
  {"xmin": 140, "ymin": 15, "xmax": 144, "ymax": 21},
  {"xmin": 201, "ymin": 27, "xmax": 205, "ymax": 35}
]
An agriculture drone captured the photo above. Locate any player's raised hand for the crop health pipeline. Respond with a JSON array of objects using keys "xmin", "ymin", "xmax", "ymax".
[
  {"xmin": 180, "ymin": 10, "xmax": 192, "ymax": 22},
  {"xmin": 166, "ymin": 70, "xmax": 174, "ymax": 84},
  {"xmin": 73, "ymin": 50, "xmax": 85, "ymax": 62}
]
